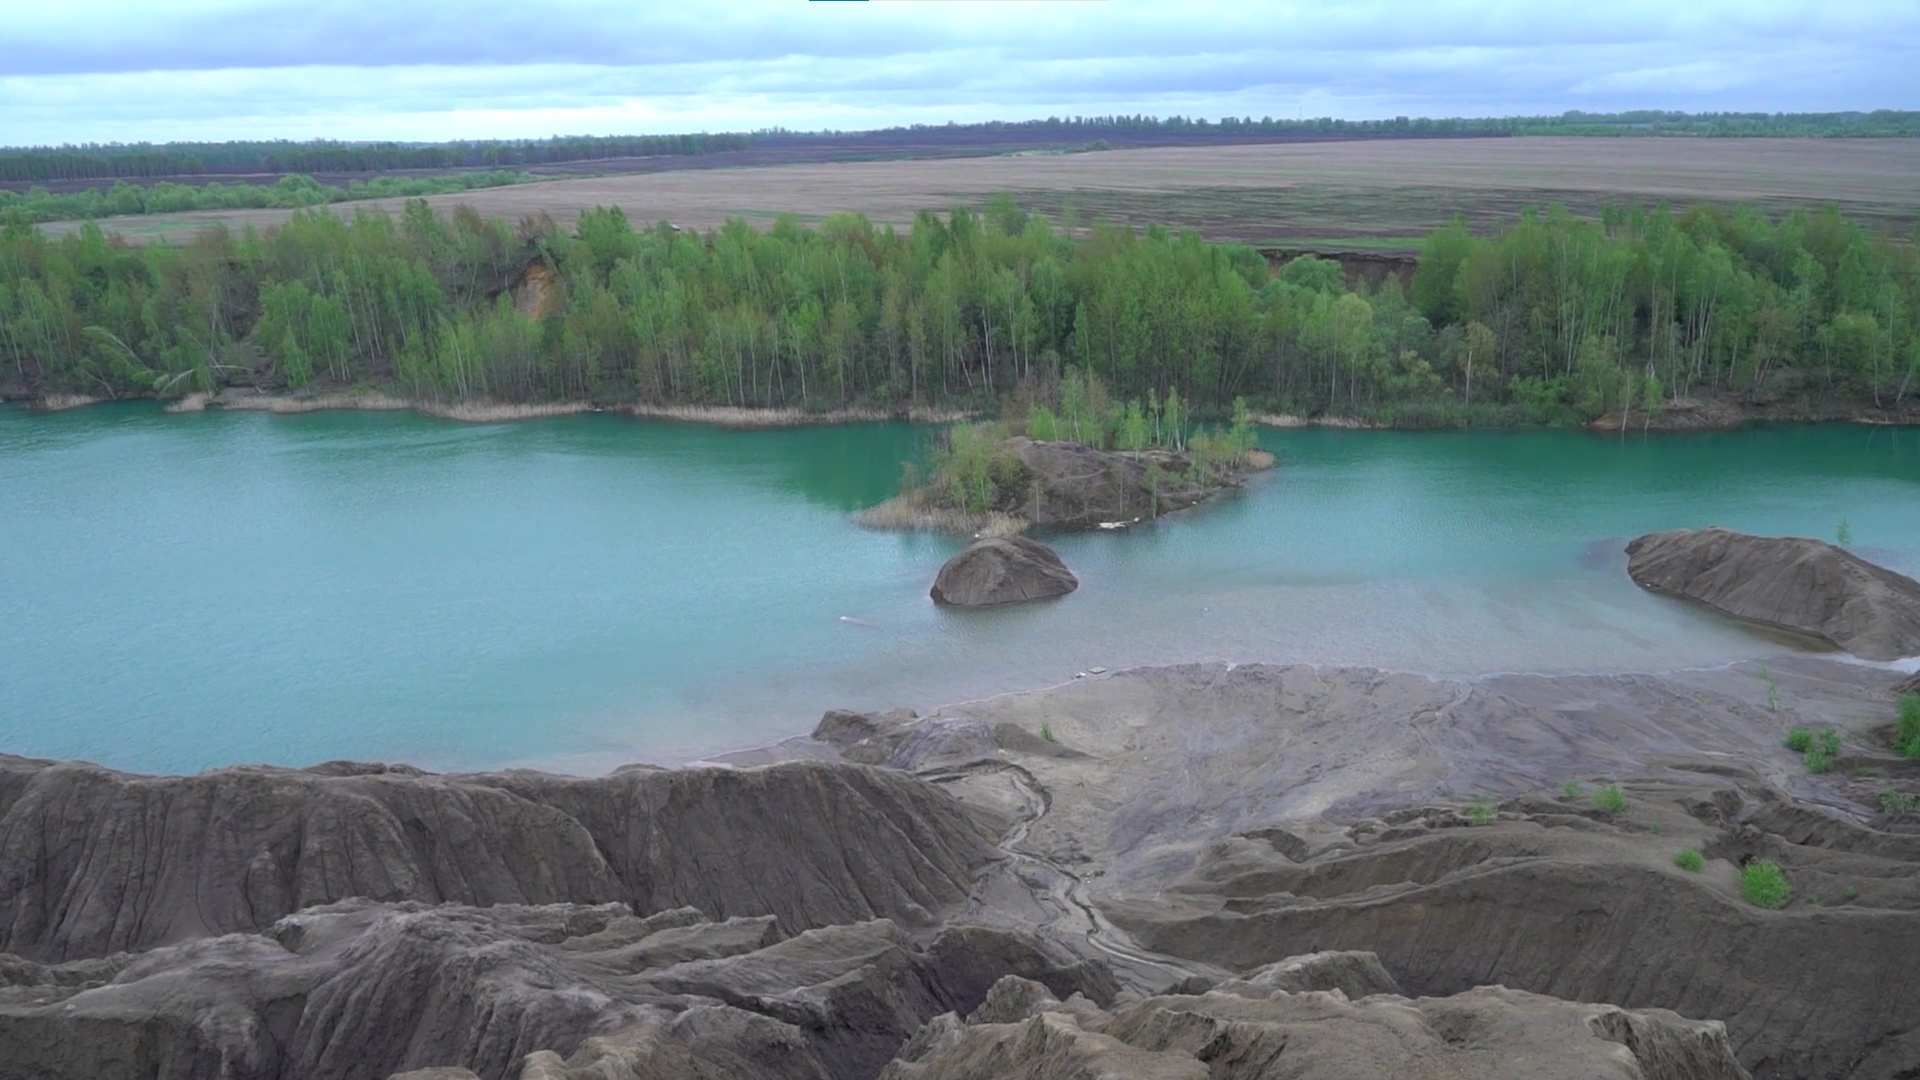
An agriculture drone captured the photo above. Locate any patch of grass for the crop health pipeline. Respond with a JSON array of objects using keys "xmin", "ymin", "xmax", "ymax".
[
  {"xmin": 1817, "ymin": 728, "xmax": 1842, "ymax": 757},
  {"xmin": 1758, "ymin": 664, "xmax": 1780, "ymax": 712},
  {"xmin": 1881, "ymin": 789, "xmax": 1919, "ymax": 817},
  {"xmin": 1560, "ymin": 779, "xmax": 1585, "ymax": 799},
  {"xmin": 1784, "ymin": 728, "xmax": 1814, "ymax": 753},
  {"xmin": 1845, "ymin": 885, "xmax": 1860, "ymax": 902},
  {"xmin": 1804, "ymin": 748, "xmax": 1835, "ymax": 774},
  {"xmin": 1592, "ymin": 784, "xmax": 1628, "ymax": 813},
  {"xmin": 1673, "ymin": 849, "xmax": 1705, "ymax": 872},
  {"xmin": 1740, "ymin": 859, "xmax": 1791, "ymax": 909},
  {"xmin": 1650, "ymin": 822, "xmax": 1664, "ymax": 834},
  {"xmin": 1897, "ymin": 694, "xmax": 1920, "ymax": 758},
  {"xmin": 1466, "ymin": 797, "xmax": 1496, "ymax": 827},
  {"xmin": 1040, "ymin": 723, "xmax": 1055, "ymax": 744}
]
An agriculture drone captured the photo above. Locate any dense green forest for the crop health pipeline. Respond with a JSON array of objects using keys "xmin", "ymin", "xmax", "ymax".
[
  {"xmin": 0, "ymin": 171, "xmax": 537, "ymax": 225},
  {"xmin": 5, "ymin": 110, "xmax": 1913, "ymax": 184},
  {"xmin": 2, "ymin": 196, "xmax": 1916, "ymax": 426}
]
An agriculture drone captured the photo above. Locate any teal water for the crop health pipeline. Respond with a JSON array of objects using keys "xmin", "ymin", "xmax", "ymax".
[{"xmin": 3, "ymin": 404, "xmax": 1917, "ymax": 775}]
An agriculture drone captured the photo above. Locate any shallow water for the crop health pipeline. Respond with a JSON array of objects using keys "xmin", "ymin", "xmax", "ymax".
[{"xmin": 3, "ymin": 404, "xmax": 1917, "ymax": 774}]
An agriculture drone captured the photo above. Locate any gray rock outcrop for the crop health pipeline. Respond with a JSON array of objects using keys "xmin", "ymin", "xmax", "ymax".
[
  {"xmin": 1625, "ymin": 527, "xmax": 1920, "ymax": 660},
  {"xmin": 881, "ymin": 971, "xmax": 1750, "ymax": 1080},
  {"xmin": 0, "ymin": 755, "xmax": 997, "ymax": 962},
  {"xmin": 1003, "ymin": 438, "xmax": 1224, "ymax": 529},
  {"xmin": 0, "ymin": 901, "xmax": 1112, "ymax": 1080},
  {"xmin": 929, "ymin": 536, "xmax": 1077, "ymax": 607}
]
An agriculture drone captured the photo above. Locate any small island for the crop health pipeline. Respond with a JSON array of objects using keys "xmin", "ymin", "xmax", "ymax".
[{"xmin": 860, "ymin": 370, "xmax": 1275, "ymax": 536}]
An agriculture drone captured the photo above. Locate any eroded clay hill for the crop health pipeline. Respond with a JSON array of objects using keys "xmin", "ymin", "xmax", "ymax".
[{"xmin": 1627, "ymin": 527, "xmax": 1920, "ymax": 660}]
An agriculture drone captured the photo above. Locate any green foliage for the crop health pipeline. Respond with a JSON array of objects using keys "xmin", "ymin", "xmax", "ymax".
[
  {"xmin": 1844, "ymin": 885, "xmax": 1860, "ymax": 902},
  {"xmin": 3, "ymin": 197, "xmax": 1917, "ymax": 425},
  {"xmin": 1804, "ymin": 748, "xmax": 1834, "ymax": 774},
  {"xmin": 1740, "ymin": 859, "xmax": 1790, "ymax": 909},
  {"xmin": 1673, "ymin": 849, "xmax": 1706, "ymax": 872},
  {"xmin": 1026, "ymin": 405, "xmax": 1059, "ymax": 441},
  {"xmin": 1880, "ymin": 789, "xmax": 1918, "ymax": 817},
  {"xmin": 1784, "ymin": 728, "xmax": 1813, "ymax": 753},
  {"xmin": 1757, "ymin": 664, "xmax": 1780, "ymax": 712},
  {"xmin": 0, "ymin": 171, "xmax": 538, "ymax": 224},
  {"xmin": 1466, "ymin": 797, "xmax": 1495, "ymax": 827},
  {"xmin": 1897, "ymin": 694, "xmax": 1920, "ymax": 758},
  {"xmin": 1836, "ymin": 519, "xmax": 1854, "ymax": 547},
  {"xmin": 1040, "ymin": 723, "xmax": 1056, "ymax": 743},
  {"xmin": 1592, "ymin": 784, "xmax": 1628, "ymax": 813},
  {"xmin": 1561, "ymin": 779, "xmax": 1585, "ymax": 799}
]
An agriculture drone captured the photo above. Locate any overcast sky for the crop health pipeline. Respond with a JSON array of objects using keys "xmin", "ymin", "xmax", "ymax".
[{"xmin": 2, "ymin": 0, "xmax": 1915, "ymax": 146}]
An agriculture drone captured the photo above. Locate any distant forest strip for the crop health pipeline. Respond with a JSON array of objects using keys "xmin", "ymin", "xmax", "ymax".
[
  {"xmin": 0, "ymin": 171, "xmax": 539, "ymax": 225},
  {"xmin": 1, "ymin": 196, "xmax": 1915, "ymax": 428},
  {"xmin": 4, "ymin": 110, "xmax": 1916, "ymax": 184}
]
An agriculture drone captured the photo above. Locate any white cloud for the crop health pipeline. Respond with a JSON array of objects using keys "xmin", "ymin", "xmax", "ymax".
[{"xmin": 0, "ymin": 0, "xmax": 1913, "ymax": 144}]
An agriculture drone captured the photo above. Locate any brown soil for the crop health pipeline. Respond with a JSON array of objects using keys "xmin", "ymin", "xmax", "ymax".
[{"xmin": 57, "ymin": 138, "xmax": 1920, "ymax": 247}]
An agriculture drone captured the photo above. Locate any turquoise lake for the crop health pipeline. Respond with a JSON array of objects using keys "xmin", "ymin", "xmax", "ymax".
[{"xmin": 3, "ymin": 403, "xmax": 1917, "ymax": 775}]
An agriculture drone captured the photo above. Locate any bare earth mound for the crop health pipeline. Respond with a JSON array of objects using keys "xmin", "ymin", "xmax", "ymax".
[
  {"xmin": 4, "ymin": 658, "xmax": 1916, "ymax": 1078},
  {"xmin": 1626, "ymin": 527, "xmax": 1920, "ymax": 660},
  {"xmin": 930, "ymin": 537, "xmax": 1078, "ymax": 607},
  {"xmin": 809, "ymin": 659, "xmax": 1920, "ymax": 1079}
]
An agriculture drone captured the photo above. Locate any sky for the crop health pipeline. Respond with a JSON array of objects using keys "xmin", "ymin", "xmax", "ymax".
[{"xmin": 1, "ymin": 0, "xmax": 1915, "ymax": 146}]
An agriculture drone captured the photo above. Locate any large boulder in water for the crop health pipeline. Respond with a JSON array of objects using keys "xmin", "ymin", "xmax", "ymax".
[
  {"xmin": 931, "ymin": 537, "xmax": 1078, "ymax": 608},
  {"xmin": 1625, "ymin": 527, "xmax": 1920, "ymax": 660}
]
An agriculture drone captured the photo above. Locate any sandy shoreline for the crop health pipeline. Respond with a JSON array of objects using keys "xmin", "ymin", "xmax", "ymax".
[{"xmin": 15, "ymin": 388, "xmax": 972, "ymax": 428}]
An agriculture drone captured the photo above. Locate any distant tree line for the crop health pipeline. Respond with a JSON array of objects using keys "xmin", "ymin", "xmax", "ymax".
[
  {"xmin": 0, "ymin": 171, "xmax": 536, "ymax": 224},
  {"xmin": 5, "ymin": 110, "xmax": 1913, "ymax": 184},
  {"xmin": 0, "ymin": 134, "xmax": 754, "ymax": 184},
  {"xmin": 2, "ymin": 197, "xmax": 1915, "ymax": 425}
]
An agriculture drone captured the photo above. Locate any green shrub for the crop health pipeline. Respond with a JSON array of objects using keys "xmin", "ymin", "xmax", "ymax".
[
  {"xmin": 1897, "ymin": 694, "xmax": 1920, "ymax": 758},
  {"xmin": 1560, "ymin": 779, "xmax": 1584, "ymax": 799},
  {"xmin": 1881, "ymin": 789, "xmax": 1919, "ymax": 817},
  {"xmin": 1816, "ymin": 728, "xmax": 1842, "ymax": 757},
  {"xmin": 1040, "ymin": 723, "xmax": 1055, "ymax": 744},
  {"xmin": 1784, "ymin": 728, "xmax": 1814, "ymax": 753},
  {"xmin": 1467, "ymin": 797, "xmax": 1495, "ymax": 827},
  {"xmin": 1804, "ymin": 748, "xmax": 1834, "ymax": 774},
  {"xmin": 1673, "ymin": 849, "xmax": 1705, "ymax": 872},
  {"xmin": 1592, "ymin": 784, "xmax": 1628, "ymax": 813},
  {"xmin": 1844, "ymin": 885, "xmax": 1860, "ymax": 902},
  {"xmin": 1740, "ymin": 859, "xmax": 1790, "ymax": 909}
]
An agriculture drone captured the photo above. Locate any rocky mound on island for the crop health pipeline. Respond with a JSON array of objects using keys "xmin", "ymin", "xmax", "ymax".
[
  {"xmin": 1626, "ymin": 527, "xmax": 1920, "ymax": 660},
  {"xmin": 859, "ymin": 434, "xmax": 1275, "ymax": 536},
  {"xmin": 929, "ymin": 536, "xmax": 1078, "ymax": 607}
]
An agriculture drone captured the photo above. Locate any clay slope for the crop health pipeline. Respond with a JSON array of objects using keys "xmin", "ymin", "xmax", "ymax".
[
  {"xmin": 1626, "ymin": 527, "xmax": 1920, "ymax": 660},
  {"xmin": 840, "ymin": 660, "xmax": 1920, "ymax": 1079},
  {"xmin": 883, "ymin": 971, "xmax": 1749, "ymax": 1080},
  {"xmin": 0, "ymin": 901, "xmax": 1111, "ymax": 1080},
  {"xmin": 0, "ymin": 757, "xmax": 998, "ymax": 962}
]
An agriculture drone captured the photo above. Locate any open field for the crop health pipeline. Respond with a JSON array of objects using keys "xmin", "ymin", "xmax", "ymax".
[{"xmin": 55, "ymin": 138, "xmax": 1920, "ymax": 249}]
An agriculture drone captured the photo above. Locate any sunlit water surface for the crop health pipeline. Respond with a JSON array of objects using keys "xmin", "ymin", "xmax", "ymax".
[{"xmin": 3, "ymin": 403, "xmax": 1916, "ymax": 773}]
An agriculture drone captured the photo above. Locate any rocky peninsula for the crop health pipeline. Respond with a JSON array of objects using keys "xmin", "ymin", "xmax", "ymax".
[{"xmin": 3, "ymin": 530, "xmax": 1919, "ymax": 1079}]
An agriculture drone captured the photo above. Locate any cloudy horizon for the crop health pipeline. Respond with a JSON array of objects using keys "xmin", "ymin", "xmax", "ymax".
[{"xmin": 2, "ymin": 0, "xmax": 1915, "ymax": 147}]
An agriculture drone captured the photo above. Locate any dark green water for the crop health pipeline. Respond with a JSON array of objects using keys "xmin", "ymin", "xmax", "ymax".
[{"xmin": 3, "ymin": 404, "xmax": 1916, "ymax": 774}]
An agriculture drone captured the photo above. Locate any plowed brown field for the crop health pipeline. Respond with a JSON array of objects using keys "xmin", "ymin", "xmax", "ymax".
[{"xmin": 65, "ymin": 137, "xmax": 1920, "ymax": 247}]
